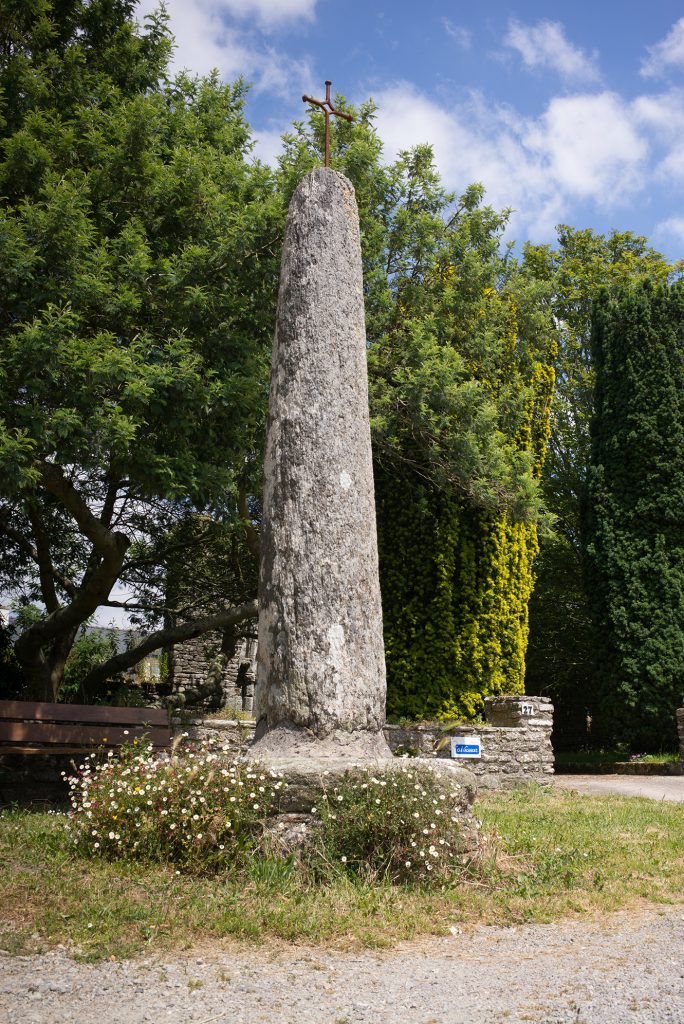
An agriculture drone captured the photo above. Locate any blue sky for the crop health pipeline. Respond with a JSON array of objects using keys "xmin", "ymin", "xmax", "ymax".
[{"xmin": 136, "ymin": 0, "xmax": 684, "ymax": 261}]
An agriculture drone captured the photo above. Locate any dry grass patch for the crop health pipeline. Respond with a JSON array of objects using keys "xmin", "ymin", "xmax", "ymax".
[{"xmin": 1, "ymin": 784, "xmax": 682, "ymax": 961}]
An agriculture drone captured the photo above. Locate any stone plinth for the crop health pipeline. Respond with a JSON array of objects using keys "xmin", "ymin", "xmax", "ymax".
[{"xmin": 257, "ymin": 756, "xmax": 480, "ymax": 857}]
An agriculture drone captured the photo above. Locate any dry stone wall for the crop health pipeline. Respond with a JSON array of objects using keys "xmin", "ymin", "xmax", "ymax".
[
  {"xmin": 170, "ymin": 634, "xmax": 257, "ymax": 713},
  {"xmin": 385, "ymin": 696, "xmax": 554, "ymax": 789},
  {"xmin": 175, "ymin": 696, "xmax": 554, "ymax": 790}
]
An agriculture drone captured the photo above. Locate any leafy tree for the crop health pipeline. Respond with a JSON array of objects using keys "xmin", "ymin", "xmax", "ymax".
[
  {"xmin": 0, "ymin": 1, "xmax": 280, "ymax": 698},
  {"xmin": 0, "ymin": 618, "xmax": 25, "ymax": 698},
  {"xmin": 60, "ymin": 628, "xmax": 124, "ymax": 703},
  {"xmin": 583, "ymin": 281, "xmax": 684, "ymax": 750},
  {"xmin": 523, "ymin": 229, "xmax": 674, "ymax": 746}
]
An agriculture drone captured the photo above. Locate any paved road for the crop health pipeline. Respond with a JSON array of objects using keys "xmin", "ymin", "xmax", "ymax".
[{"xmin": 553, "ymin": 773, "xmax": 684, "ymax": 802}]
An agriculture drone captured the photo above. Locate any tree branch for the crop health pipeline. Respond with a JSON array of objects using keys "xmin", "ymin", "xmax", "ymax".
[
  {"xmin": 39, "ymin": 462, "xmax": 127, "ymax": 559},
  {"xmin": 0, "ymin": 511, "xmax": 78, "ymax": 599},
  {"xmin": 121, "ymin": 532, "xmax": 212, "ymax": 574},
  {"xmin": 14, "ymin": 469, "xmax": 131, "ymax": 669},
  {"xmin": 26, "ymin": 504, "xmax": 60, "ymax": 613},
  {"xmin": 80, "ymin": 599, "xmax": 259, "ymax": 691}
]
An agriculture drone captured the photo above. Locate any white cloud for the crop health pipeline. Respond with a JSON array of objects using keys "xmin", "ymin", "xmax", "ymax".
[
  {"xmin": 214, "ymin": 0, "xmax": 316, "ymax": 26},
  {"xmin": 633, "ymin": 89, "xmax": 684, "ymax": 136},
  {"xmin": 642, "ymin": 17, "xmax": 684, "ymax": 77},
  {"xmin": 525, "ymin": 93, "xmax": 647, "ymax": 201},
  {"xmin": 373, "ymin": 83, "xmax": 649, "ymax": 243},
  {"xmin": 504, "ymin": 19, "xmax": 600, "ymax": 83},
  {"xmin": 140, "ymin": 0, "xmax": 316, "ymax": 34},
  {"xmin": 252, "ymin": 128, "xmax": 287, "ymax": 165},
  {"xmin": 443, "ymin": 20, "xmax": 471, "ymax": 50},
  {"xmin": 655, "ymin": 146, "xmax": 684, "ymax": 185},
  {"xmin": 136, "ymin": 0, "xmax": 314, "ymax": 96},
  {"xmin": 654, "ymin": 217, "xmax": 684, "ymax": 246},
  {"xmin": 633, "ymin": 89, "xmax": 684, "ymax": 185}
]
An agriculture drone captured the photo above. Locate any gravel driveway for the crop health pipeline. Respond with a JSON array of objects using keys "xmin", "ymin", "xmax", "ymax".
[
  {"xmin": 553, "ymin": 775, "xmax": 684, "ymax": 802},
  {"xmin": 2, "ymin": 905, "xmax": 682, "ymax": 1024}
]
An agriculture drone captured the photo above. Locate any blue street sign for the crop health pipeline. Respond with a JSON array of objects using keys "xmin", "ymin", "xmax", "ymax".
[{"xmin": 450, "ymin": 735, "xmax": 482, "ymax": 758}]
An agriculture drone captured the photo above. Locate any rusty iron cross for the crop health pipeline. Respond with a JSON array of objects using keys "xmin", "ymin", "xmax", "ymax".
[{"xmin": 302, "ymin": 80, "xmax": 353, "ymax": 167}]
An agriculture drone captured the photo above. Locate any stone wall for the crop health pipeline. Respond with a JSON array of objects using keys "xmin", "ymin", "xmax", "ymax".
[
  {"xmin": 678, "ymin": 708, "xmax": 684, "ymax": 763},
  {"xmin": 170, "ymin": 634, "xmax": 257, "ymax": 713},
  {"xmin": 385, "ymin": 696, "xmax": 554, "ymax": 789},
  {"xmin": 175, "ymin": 696, "xmax": 554, "ymax": 790},
  {"xmin": 173, "ymin": 717, "xmax": 256, "ymax": 755}
]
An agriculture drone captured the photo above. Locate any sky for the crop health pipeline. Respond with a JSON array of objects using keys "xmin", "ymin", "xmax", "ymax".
[{"xmin": 134, "ymin": 0, "xmax": 684, "ymax": 262}]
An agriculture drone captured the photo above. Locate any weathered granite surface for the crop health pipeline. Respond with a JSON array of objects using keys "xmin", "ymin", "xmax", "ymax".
[{"xmin": 253, "ymin": 167, "xmax": 388, "ymax": 758}]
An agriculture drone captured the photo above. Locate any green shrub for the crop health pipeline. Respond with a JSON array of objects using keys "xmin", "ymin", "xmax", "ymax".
[
  {"xmin": 312, "ymin": 764, "xmax": 471, "ymax": 884},
  {"xmin": 585, "ymin": 281, "xmax": 684, "ymax": 747},
  {"xmin": 67, "ymin": 740, "xmax": 283, "ymax": 874}
]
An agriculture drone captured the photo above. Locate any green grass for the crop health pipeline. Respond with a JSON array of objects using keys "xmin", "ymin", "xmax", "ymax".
[
  {"xmin": 1, "ymin": 785, "xmax": 682, "ymax": 962},
  {"xmin": 631, "ymin": 752, "xmax": 681, "ymax": 764}
]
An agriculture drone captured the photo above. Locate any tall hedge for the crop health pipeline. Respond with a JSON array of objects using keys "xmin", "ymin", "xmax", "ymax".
[
  {"xmin": 584, "ymin": 281, "xmax": 684, "ymax": 748},
  {"xmin": 377, "ymin": 288, "xmax": 554, "ymax": 722}
]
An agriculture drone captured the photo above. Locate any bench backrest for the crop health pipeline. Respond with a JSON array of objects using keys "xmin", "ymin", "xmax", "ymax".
[{"xmin": 0, "ymin": 700, "xmax": 172, "ymax": 753}]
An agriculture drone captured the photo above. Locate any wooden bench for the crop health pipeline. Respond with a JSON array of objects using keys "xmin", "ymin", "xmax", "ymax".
[{"xmin": 0, "ymin": 700, "xmax": 172, "ymax": 756}]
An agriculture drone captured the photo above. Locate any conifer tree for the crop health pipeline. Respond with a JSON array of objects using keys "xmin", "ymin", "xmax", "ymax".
[{"xmin": 584, "ymin": 281, "xmax": 684, "ymax": 748}]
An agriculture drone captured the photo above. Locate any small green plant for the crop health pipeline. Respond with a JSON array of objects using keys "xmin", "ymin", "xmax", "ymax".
[
  {"xmin": 628, "ymin": 751, "xmax": 680, "ymax": 763},
  {"xmin": 67, "ymin": 739, "xmax": 284, "ymax": 873},
  {"xmin": 245, "ymin": 855, "xmax": 297, "ymax": 891},
  {"xmin": 60, "ymin": 628, "xmax": 125, "ymax": 704},
  {"xmin": 313, "ymin": 764, "xmax": 470, "ymax": 884},
  {"xmin": 158, "ymin": 652, "xmax": 170, "ymax": 684}
]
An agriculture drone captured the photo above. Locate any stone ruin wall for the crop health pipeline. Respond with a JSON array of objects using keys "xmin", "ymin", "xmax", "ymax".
[{"xmin": 170, "ymin": 633, "xmax": 257, "ymax": 714}]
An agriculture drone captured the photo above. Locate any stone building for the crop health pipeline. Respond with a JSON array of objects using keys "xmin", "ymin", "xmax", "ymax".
[{"xmin": 168, "ymin": 631, "xmax": 257, "ymax": 713}]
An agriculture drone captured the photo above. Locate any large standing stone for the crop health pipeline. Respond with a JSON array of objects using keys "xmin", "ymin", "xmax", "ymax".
[{"xmin": 252, "ymin": 167, "xmax": 390, "ymax": 760}]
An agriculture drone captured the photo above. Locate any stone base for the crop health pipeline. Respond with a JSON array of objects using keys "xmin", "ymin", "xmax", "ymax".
[
  {"xmin": 247, "ymin": 743, "xmax": 480, "ymax": 856},
  {"xmin": 250, "ymin": 722, "xmax": 393, "ymax": 762}
]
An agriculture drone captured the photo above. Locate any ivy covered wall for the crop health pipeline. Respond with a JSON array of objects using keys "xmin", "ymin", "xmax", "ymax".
[{"xmin": 378, "ymin": 361, "xmax": 553, "ymax": 721}]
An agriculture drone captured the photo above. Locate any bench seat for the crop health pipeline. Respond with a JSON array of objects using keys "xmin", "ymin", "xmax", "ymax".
[{"xmin": 0, "ymin": 700, "xmax": 172, "ymax": 755}]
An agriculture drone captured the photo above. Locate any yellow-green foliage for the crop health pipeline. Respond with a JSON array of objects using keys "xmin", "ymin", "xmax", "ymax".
[
  {"xmin": 378, "ymin": 482, "xmax": 542, "ymax": 721},
  {"xmin": 377, "ymin": 302, "xmax": 554, "ymax": 722}
]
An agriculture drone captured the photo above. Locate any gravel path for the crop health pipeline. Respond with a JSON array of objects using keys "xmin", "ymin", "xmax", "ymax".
[
  {"xmin": 2, "ymin": 906, "xmax": 683, "ymax": 1024},
  {"xmin": 553, "ymin": 775, "xmax": 684, "ymax": 802}
]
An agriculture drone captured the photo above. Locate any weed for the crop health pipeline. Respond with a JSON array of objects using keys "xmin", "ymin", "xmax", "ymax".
[
  {"xmin": 312, "ymin": 764, "xmax": 470, "ymax": 884},
  {"xmin": 66, "ymin": 740, "xmax": 284, "ymax": 873}
]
